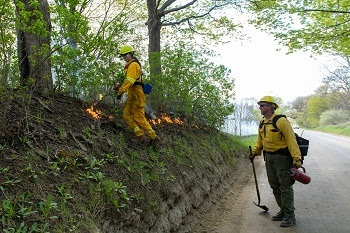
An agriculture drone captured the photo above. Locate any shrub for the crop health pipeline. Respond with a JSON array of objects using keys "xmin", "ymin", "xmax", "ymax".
[
  {"xmin": 150, "ymin": 43, "xmax": 235, "ymax": 127},
  {"xmin": 319, "ymin": 109, "xmax": 350, "ymax": 126}
]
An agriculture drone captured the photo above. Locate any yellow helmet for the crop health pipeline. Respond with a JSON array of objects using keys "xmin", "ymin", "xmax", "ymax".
[
  {"xmin": 119, "ymin": 45, "xmax": 135, "ymax": 55},
  {"xmin": 258, "ymin": 96, "xmax": 279, "ymax": 109}
]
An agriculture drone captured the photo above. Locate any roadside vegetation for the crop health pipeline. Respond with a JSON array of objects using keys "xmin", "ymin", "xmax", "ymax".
[
  {"xmin": 0, "ymin": 92, "xmax": 256, "ymax": 232},
  {"xmin": 1, "ymin": 0, "xmax": 350, "ymax": 231},
  {"xmin": 313, "ymin": 123, "xmax": 350, "ymax": 137}
]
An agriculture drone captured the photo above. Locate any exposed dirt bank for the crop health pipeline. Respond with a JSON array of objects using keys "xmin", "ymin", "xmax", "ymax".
[{"xmin": 177, "ymin": 158, "xmax": 252, "ymax": 233}]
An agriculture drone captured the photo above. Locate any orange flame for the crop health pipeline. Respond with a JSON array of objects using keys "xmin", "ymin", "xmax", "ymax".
[
  {"xmin": 150, "ymin": 115, "xmax": 184, "ymax": 125},
  {"xmin": 86, "ymin": 106, "xmax": 102, "ymax": 119}
]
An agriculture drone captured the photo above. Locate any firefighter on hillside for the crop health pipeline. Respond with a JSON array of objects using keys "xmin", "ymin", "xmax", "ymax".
[
  {"xmin": 249, "ymin": 96, "xmax": 302, "ymax": 227},
  {"xmin": 114, "ymin": 45, "xmax": 160, "ymax": 146}
]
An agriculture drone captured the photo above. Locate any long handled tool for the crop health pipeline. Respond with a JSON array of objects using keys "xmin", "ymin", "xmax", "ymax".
[{"xmin": 249, "ymin": 146, "xmax": 269, "ymax": 211}]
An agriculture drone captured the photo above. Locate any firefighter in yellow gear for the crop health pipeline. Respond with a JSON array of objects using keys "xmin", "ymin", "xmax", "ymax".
[
  {"xmin": 114, "ymin": 45, "xmax": 159, "ymax": 145},
  {"xmin": 250, "ymin": 96, "xmax": 302, "ymax": 228}
]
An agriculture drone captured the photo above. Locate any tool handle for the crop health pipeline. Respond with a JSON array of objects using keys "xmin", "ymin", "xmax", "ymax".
[
  {"xmin": 250, "ymin": 146, "xmax": 261, "ymax": 204},
  {"xmin": 249, "ymin": 146, "xmax": 255, "ymax": 162},
  {"xmin": 301, "ymin": 166, "xmax": 306, "ymax": 173}
]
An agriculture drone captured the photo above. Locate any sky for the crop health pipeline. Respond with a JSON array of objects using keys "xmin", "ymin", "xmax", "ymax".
[{"xmin": 215, "ymin": 25, "xmax": 334, "ymax": 104}]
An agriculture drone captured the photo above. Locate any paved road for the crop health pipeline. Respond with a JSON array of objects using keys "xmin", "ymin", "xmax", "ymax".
[{"xmin": 191, "ymin": 130, "xmax": 350, "ymax": 233}]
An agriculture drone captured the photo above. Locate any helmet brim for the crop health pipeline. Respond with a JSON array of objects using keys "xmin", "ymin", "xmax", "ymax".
[
  {"xmin": 119, "ymin": 51, "xmax": 134, "ymax": 56},
  {"xmin": 257, "ymin": 101, "xmax": 279, "ymax": 109}
]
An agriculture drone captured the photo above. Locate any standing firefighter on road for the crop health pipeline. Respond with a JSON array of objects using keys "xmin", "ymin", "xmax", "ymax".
[
  {"xmin": 114, "ymin": 45, "xmax": 160, "ymax": 146},
  {"xmin": 249, "ymin": 96, "xmax": 302, "ymax": 227}
]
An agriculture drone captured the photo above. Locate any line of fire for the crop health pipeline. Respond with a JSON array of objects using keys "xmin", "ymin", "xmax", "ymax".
[{"xmin": 85, "ymin": 94, "xmax": 185, "ymax": 126}]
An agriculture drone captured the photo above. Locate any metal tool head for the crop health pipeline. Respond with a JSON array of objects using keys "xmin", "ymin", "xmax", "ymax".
[{"xmin": 253, "ymin": 201, "xmax": 269, "ymax": 211}]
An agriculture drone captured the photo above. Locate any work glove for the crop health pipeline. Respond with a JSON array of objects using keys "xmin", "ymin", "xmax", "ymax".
[
  {"xmin": 293, "ymin": 158, "xmax": 302, "ymax": 168},
  {"xmin": 117, "ymin": 94, "xmax": 122, "ymax": 100},
  {"xmin": 114, "ymin": 84, "xmax": 121, "ymax": 92},
  {"xmin": 249, "ymin": 153, "xmax": 260, "ymax": 162}
]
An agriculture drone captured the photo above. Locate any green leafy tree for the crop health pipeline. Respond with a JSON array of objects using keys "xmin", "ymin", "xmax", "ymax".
[
  {"xmin": 50, "ymin": 0, "xmax": 143, "ymax": 101},
  {"xmin": 152, "ymin": 43, "xmax": 235, "ymax": 127},
  {"xmin": 0, "ymin": 0, "xmax": 18, "ymax": 94},
  {"xmin": 249, "ymin": 0, "xmax": 350, "ymax": 56},
  {"xmin": 307, "ymin": 95, "xmax": 330, "ymax": 127},
  {"xmin": 289, "ymin": 95, "xmax": 311, "ymax": 124}
]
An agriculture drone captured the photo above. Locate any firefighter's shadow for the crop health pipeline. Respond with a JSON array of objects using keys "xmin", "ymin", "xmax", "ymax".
[{"xmin": 258, "ymin": 211, "xmax": 271, "ymax": 219}]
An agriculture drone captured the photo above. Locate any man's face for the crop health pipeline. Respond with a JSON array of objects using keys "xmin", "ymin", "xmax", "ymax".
[
  {"xmin": 259, "ymin": 102, "xmax": 271, "ymax": 115},
  {"xmin": 121, "ymin": 53, "xmax": 132, "ymax": 62}
]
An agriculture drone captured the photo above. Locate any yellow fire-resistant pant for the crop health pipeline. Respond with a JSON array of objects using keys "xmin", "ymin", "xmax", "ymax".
[{"xmin": 122, "ymin": 86, "xmax": 157, "ymax": 140}]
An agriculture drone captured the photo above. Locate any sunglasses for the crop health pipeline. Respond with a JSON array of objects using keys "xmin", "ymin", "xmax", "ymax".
[
  {"xmin": 259, "ymin": 104, "xmax": 270, "ymax": 108},
  {"xmin": 120, "ymin": 53, "xmax": 128, "ymax": 57}
]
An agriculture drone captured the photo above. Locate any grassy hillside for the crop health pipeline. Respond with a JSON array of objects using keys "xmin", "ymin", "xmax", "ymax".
[{"xmin": 0, "ymin": 91, "xmax": 254, "ymax": 232}]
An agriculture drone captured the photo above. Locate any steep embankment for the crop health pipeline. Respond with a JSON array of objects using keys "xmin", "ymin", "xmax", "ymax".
[{"xmin": 0, "ymin": 91, "xmax": 249, "ymax": 232}]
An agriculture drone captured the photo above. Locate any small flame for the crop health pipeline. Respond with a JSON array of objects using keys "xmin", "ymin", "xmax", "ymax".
[
  {"xmin": 86, "ymin": 106, "xmax": 102, "ymax": 119},
  {"xmin": 99, "ymin": 94, "xmax": 103, "ymax": 101},
  {"xmin": 150, "ymin": 115, "xmax": 184, "ymax": 125}
]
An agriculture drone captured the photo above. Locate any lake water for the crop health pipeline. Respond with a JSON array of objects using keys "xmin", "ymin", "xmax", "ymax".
[{"xmin": 221, "ymin": 120, "xmax": 258, "ymax": 136}]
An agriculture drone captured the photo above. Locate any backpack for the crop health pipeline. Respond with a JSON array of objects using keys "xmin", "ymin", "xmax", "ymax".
[{"xmin": 259, "ymin": 114, "xmax": 309, "ymax": 161}]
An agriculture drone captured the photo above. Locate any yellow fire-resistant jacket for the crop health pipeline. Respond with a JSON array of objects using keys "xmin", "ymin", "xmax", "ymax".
[
  {"xmin": 118, "ymin": 59, "xmax": 141, "ymax": 95},
  {"xmin": 253, "ymin": 113, "xmax": 301, "ymax": 161}
]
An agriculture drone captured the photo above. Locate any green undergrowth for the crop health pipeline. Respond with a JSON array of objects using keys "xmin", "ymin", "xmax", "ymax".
[
  {"xmin": 0, "ymin": 132, "xmax": 252, "ymax": 232},
  {"xmin": 0, "ymin": 93, "xmax": 255, "ymax": 232},
  {"xmin": 313, "ymin": 122, "xmax": 350, "ymax": 137}
]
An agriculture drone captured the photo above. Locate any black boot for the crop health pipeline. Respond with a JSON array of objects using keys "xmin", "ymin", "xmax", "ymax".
[
  {"xmin": 280, "ymin": 217, "xmax": 296, "ymax": 227},
  {"xmin": 271, "ymin": 210, "xmax": 284, "ymax": 221},
  {"xmin": 132, "ymin": 135, "xmax": 146, "ymax": 145},
  {"xmin": 149, "ymin": 137, "xmax": 161, "ymax": 148}
]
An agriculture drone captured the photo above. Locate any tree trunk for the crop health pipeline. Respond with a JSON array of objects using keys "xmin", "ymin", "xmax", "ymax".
[
  {"xmin": 146, "ymin": 0, "xmax": 163, "ymax": 111},
  {"xmin": 16, "ymin": 0, "xmax": 53, "ymax": 95},
  {"xmin": 147, "ymin": 0, "xmax": 162, "ymax": 80}
]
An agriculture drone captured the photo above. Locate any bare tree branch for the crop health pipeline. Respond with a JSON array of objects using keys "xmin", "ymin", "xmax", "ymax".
[
  {"xmin": 158, "ymin": 0, "xmax": 177, "ymax": 14},
  {"xmin": 300, "ymin": 9, "xmax": 350, "ymax": 14},
  {"xmin": 161, "ymin": 0, "xmax": 197, "ymax": 16},
  {"xmin": 160, "ymin": 0, "xmax": 236, "ymax": 26},
  {"xmin": 162, "ymin": 4, "xmax": 216, "ymax": 26},
  {"xmin": 156, "ymin": 0, "xmax": 162, "ymax": 10}
]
